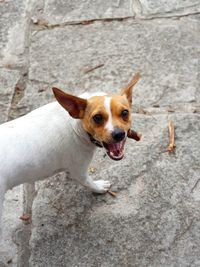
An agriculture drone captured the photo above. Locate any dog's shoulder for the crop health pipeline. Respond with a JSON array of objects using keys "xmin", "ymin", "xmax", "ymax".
[{"xmin": 0, "ymin": 102, "xmax": 68, "ymax": 132}]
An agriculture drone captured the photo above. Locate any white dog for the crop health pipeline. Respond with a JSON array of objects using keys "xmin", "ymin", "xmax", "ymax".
[{"xmin": 0, "ymin": 73, "xmax": 140, "ymax": 237}]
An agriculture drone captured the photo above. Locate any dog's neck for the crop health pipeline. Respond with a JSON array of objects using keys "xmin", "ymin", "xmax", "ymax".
[{"xmin": 70, "ymin": 119, "xmax": 97, "ymax": 149}]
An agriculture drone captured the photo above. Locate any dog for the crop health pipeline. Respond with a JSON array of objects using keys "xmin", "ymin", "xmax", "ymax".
[{"xmin": 0, "ymin": 72, "xmax": 140, "ymax": 237}]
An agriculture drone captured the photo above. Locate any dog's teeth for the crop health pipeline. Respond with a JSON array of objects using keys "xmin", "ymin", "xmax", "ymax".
[{"xmin": 110, "ymin": 151, "xmax": 114, "ymax": 157}]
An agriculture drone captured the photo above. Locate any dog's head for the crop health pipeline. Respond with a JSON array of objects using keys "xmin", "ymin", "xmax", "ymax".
[{"xmin": 53, "ymin": 73, "xmax": 140, "ymax": 160}]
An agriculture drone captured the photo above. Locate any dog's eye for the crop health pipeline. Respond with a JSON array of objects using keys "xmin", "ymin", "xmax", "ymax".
[
  {"xmin": 121, "ymin": 109, "xmax": 129, "ymax": 120},
  {"xmin": 93, "ymin": 114, "xmax": 104, "ymax": 124}
]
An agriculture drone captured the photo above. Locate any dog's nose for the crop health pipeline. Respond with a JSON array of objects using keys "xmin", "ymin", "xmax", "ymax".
[{"xmin": 112, "ymin": 128, "xmax": 125, "ymax": 142}]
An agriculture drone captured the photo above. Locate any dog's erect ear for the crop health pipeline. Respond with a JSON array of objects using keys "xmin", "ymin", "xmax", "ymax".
[
  {"xmin": 52, "ymin": 87, "xmax": 87, "ymax": 119},
  {"xmin": 120, "ymin": 72, "xmax": 140, "ymax": 105}
]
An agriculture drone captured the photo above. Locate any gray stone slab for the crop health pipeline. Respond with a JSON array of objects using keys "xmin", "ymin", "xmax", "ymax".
[
  {"xmin": 0, "ymin": 0, "xmax": 28, "ymax": 68},
  {"xmin": 34, "ymin": 0, "xmax": 133, "ymax": 25},
  {"xmin": 138, "ymin": 0, "xmax": 200, "ymax": 18},
  {"xmin": 29, "ymin": 113, "xmax": 200, "ymax": 267},
  {"xmin": 29, "ymin": 18, "xmax": 200, "ymax": 109}
]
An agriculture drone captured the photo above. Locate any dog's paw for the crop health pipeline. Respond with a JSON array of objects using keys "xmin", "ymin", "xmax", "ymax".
[{"xmin": 93, "ymin": 180, "xmax": 111, "ymax": 193}]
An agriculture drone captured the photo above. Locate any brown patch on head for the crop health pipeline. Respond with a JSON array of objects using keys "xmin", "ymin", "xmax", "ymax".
[
  {"xmin": 81, "ymin": 95, "xmax": 110, "ymax": 143},
  {"xmin": 81, "ymin": 94, "xmax": 132, "ymax": 144},
  {"xmin": 110, "ymin": 94, "xmax": 132, "ymax": 132}
]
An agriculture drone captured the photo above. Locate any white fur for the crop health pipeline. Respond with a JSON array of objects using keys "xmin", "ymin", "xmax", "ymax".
[
  {"xmin": 80, "ymin": 91, "xmax": 107, "ymax": 99},
  {"xmin": 0, "ymin": 97, "xmax": 111, "ymax": 237},
  {"xmin": 104, "ymin": 97, "xmax": 114, "ymax": 132}
]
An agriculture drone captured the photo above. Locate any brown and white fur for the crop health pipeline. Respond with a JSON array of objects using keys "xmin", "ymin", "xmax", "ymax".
[{"xmin": 0, "ymin": 73, "xmax": 140, "ymax": 238}]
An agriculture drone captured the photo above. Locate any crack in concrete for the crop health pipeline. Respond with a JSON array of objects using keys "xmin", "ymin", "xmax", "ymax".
[
  {"xmin": 31, "ymin": 9, "xmax": 200, "ymax": 33},
  {"xmin": 191, "ymin": 179, "xmax": 200, "ymax": 193},
  {"xmin": 132, "ymin": 0, "xmax": 200, "ymax": 20},
  {"xmin": 134, "ymin": 104, "xmax": 200, "ymax": 115},
  {"xmin": 132, "ymin": 0, "xmax": 143, "ymax": 18},
  {"xmin": 137, "ymin": 11, "xmax": 200, "ymax": 21},
  {"xmin": 31, "ymin": 16, "xmax": 134, "ymax": 31},
  {"xmin": 7, "ymin": 75, "xmax": 27, "ymax": 121},
  {"xmin": 172, "ymin": 218, "xmax": 195, "ymax": 245}
]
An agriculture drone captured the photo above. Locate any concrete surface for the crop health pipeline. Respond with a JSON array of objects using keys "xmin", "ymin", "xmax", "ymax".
[{"xmin": 0, "ymin": 0, "xmax": 200, "ymax": 266}]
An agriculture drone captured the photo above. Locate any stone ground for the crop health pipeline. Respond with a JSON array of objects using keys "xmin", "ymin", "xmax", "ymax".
[{"xmin": 0, "ymin": 0, "xmax": 200, "ymax": 266}]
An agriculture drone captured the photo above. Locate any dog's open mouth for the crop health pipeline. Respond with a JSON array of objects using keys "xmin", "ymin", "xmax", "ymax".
[{"xmin": 103, "ymin": 139, "xmax": 126, "ymax": 161}]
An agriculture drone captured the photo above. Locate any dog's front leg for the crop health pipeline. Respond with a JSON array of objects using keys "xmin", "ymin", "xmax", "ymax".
[
  {"xmin": 71, "ymin": 170, "xmax": 111, "ymax": 193},
  {"xmin": 82, "ymin": 175, "xmax": 111, "ymax": 193}
]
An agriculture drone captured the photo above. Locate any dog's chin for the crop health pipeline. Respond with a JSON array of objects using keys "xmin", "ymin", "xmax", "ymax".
[{"xmin": 103, "ymin": 139, "xmax": 126, "ymax": 161}]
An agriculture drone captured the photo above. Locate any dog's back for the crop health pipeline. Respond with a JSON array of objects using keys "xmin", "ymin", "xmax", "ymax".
[{"xmin": 0, "ymin": 102, "xmax": 72, "ymax": 188}]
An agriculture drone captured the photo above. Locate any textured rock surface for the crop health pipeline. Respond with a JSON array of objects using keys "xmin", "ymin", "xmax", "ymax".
[
  {"xmin": 38, "ymin": 0, "xmax": 133, "ymax": 25},
  {"xmin": 28, "ymin": 17, "xmax": 200, "ymax": 109},
  {"xmin": 0, "ymin": 0, "xmax": 200, "ymax": 266},
  {"xmin": 138, "ymin": 0, "xmax": 200, "ymax": 18},
  {"xmin": 0, "ymin": 0, "xmax": 28, "ymax": 68}
]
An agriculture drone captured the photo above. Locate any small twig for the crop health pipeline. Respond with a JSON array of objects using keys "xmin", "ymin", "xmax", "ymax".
[
  {"xmin": 83, "ymin": 64, "xmax": 104, "ymax": 74},
  {"xmin": 108, "ymin": 190, "xmax": 117, "ymax": 197},
  {"xmin": 167, "ymin": 108, "xmax": 175, "ymax": 113},
  {"xmin": 127, "ymin": 129, "xmax": 142, "ymax": 141},
  {"xmin": 192, "ymin": 165, "xmax": 200, "ymax": 170},
  {"xmin": 152, "ymin": 104, "xmax": 160, "ymax": 108},
  {"xmin": 20, "ymin": 214, "xmax": 30, "ymax": 221},
  {"xmin": 172, "ymin": 218, "xmax": 194, "ymax": 245},
  {"xmin": 166, "ymin": 121, "xmax": 175, "ymax": 153},
  {"xmin": 32, "ymin": 18, "xmax": 49, "ymax": 28}
]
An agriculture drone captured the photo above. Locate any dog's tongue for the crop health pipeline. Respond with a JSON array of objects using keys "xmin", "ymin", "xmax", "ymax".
[
  {"xmin": 107, "ymin": 142, "xmax": 123, "ymax": 156},
  {"xmin": 104, "ymin": 139, "xmax": 126, "ymax": 161}
]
